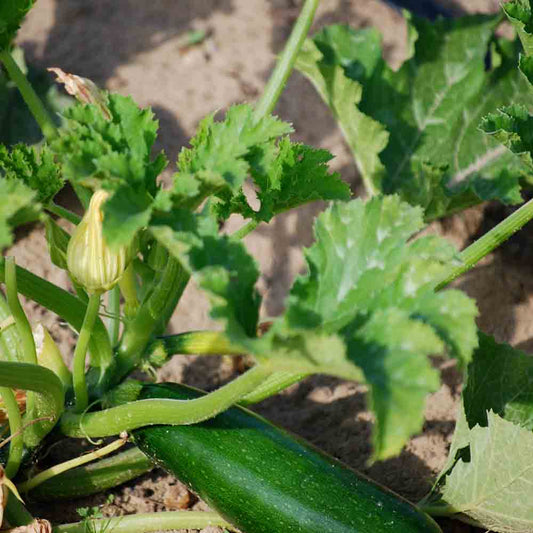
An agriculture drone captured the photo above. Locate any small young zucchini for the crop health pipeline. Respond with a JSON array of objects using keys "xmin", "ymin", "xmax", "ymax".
[{"xmin": 133, "ymin": 383, "xmax": 441, "ymax": 533}]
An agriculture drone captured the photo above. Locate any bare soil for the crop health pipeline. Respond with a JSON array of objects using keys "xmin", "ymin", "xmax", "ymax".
[{"xmin": 11, "ymin": 1, "xmax": 533, "ymax": 532}]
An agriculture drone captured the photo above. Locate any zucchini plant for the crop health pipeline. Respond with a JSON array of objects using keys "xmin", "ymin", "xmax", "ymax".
[{"xmin": 0, "ymin": 0, "xmax": 533, "ymax": 532}]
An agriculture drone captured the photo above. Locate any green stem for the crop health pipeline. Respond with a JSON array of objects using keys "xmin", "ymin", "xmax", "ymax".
[
  {"xmin": 46, "ymin": 203, "xmax": 81, "ymax": 225},
  {"xmin": 0, "ymin": 292, "xmax": 21, "ymax": 362},
  {"xmin": 72, "ymin": 293, "xmax": 101, "ymax": 412},
  {"xmin": 232, "ymin": 219, "xmax": 259, "ymax": 239},
  {"xmin": 253, "ymin": 0, "xmax": 320, "ymax": 121},
  {"xmin": 5, "ymin": 258, "xmax": 37, "ymax": 365},
  {"xmin": 53, "ymin": 512, "xmax": 235, "ymax": 533},
  {"xmin": 0, "ymin": 361, "xmax": 64, "ymax": 447},
  {"xmin": 27, "ymin": 447, "xmax": 153, "ymax": 501},
  {"xmin": 148, "ymin": 330, "xmax": 247, "ymax": 362},
  {"xmin": 0, "ymin": 387, "xmax": 23, "ymax": 478},
  {"xmin": 240, "ymin": 371, "xmax": 308, "ymax": 404},
  {"xmin": 19, "ymin": 437, "xmax": 127, "ymax": 493},
  {"xmin": 60, "ymin": 365, "xmax": 272, "ymax": 438},
  {"xmin": 107, "ymin": 285, "xmax": 121, "ymax": 346},
  {"xmin": 116, "ymin": 258, "xmax": 189, "ymax": 379},
  {"xmin": 0, "ymin": 50, "xmax": 57, "ymax": 140},
  {"xmin": 0, "ymin": 259, "xmax": 113, "ymax": 373},
  {"xmin": 436, "ymin": 197, "xmax": 533, "ymax": 290}
]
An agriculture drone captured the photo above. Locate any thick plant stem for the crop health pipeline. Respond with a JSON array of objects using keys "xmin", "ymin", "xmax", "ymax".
[
  {"xmin": 60, "ymin": 365, "xmax": 273, "ymax": 438},
  {"xmin": 0, "ymin": 50, "xmax": 57, "ymax": 140},
  {"xmin": 253, "ymin": 0, "xmax": 319, "ymax": 121},
  {"xmin": 436, "ymin": 197, "xmax": 533, "ymax": 290},
  {"xmin": 116, "ymin": 258, "xmax": 188, "ymax": 379},
  {"xmin": 53, "ymin": 512, "xmax": 235, "ymax": 533},
  {"xmin": 19, "ymin": 437, "xmax": 127, "ymax": 493},
  {"xmin": 0, "ymin": 387, "xmax": 24, "ymax": 478},
  {"xmin": 149, "ymin": 330, "xmax": 247, "ymax": 361},
  {"xmin": 72, "ymin": 293, "xmax": 101, "ymax": 412},
  {"xmin": 240, "ymin": 371, "xmax": 308, "ymax": 404},
  {"xmin": 232, "ymin": 219, "xmax": 259, "ymax": 240}
]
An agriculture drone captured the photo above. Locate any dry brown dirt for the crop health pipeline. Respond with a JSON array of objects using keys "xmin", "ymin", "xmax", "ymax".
[{"xmin": 9, "ymin": 1, "xmax": 533, "ymax": 532}]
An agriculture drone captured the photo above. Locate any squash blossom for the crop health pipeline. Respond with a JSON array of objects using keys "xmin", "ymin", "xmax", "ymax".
[{"xmin": 67, "ymin": 190, "xmax": 130, "ymax": 294}]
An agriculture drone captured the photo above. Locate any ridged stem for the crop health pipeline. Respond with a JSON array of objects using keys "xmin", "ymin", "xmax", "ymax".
[
  {"xmin": 436, "ymin": 197, "xmax": 533, "ymax": 289},
  {"xmin": 60, "ymin": 365, "xmax": 272, "ymax": 438},
  {"xmin": 253, "ymin": 0, "xmax": 320, "ymax": 121}
]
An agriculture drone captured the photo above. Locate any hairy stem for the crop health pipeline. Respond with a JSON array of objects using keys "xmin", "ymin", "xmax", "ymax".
[
  {"xmin": 253, "ymin": 0, "xmax": 320, "ymax": 121},
  {"xmin": 60, "ymin": 365, "xmax": 272, "ymax": 438},
  {"xmin": 72, "ymin": 293, "xmax": 101, "ymax": 412},
  {"xmin": 0, "ymin": 387, "xmax": 24, "ymax": 478},
  {"xmin": 0, "ymin": 50, "xmax": 57, "ymax": 140},
  {"xmin": 53, "ymin": 512, "xmax": 235, "ymax": 533},
  {"xmin": 436, "ymin": 197, "xmax": 533, "ymax": 289},
  {"xmin": 19, "ymin": 437, "xmax": 127, "ymax": 493},
  {"xmin": 240, "ymin": 371, "xmax": 308, "ymax": 404}
]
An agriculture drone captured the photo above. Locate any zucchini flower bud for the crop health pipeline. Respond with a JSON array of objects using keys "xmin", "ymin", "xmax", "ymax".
[{"xmin": 67, "ymin": 190, "xmax": 130, "ymax": 294}]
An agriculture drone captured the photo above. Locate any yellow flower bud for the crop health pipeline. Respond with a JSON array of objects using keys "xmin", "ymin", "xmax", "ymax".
[{"xmin": 67, "ymin": 190, "xmax": 129, "ymax": 293}]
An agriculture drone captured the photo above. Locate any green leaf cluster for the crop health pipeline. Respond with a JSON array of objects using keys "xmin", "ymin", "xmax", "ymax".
[
  {"xmin": 157, "ymin": 104, "xmax": 350, "ymax": 221},
  {"xmin": 0, "ymin": 144, "xmax": 63, "ymax": 203},
  {"xmin": 296, "ymin": 17, "xmax": 533, "ymax": 220},
  {"xmin": 52, "ymin": 94, "xmax": 167, "ymax": 248}
]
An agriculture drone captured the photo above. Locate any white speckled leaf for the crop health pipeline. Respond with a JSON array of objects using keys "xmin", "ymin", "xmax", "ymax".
[{"xmin": 438, "ymin": 411, "xmax": 533, "ymax": 533}]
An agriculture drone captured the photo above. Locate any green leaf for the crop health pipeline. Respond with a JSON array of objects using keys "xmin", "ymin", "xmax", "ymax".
[
  {"xmin": 159, "ymin": 104, "xmax": 293, "ymax": 212},
  {"xmin": 0, "ymin": 0, "xmax": 34, "ymax": 51},
  {"xmin": 480, "ymin": 103, "xmax": 533, "ymax": 170},
  {"xmin": 463, "ymin": 334, "xmax": 533, "ymax": 431},
  {"xmin": 249, "ymin": 196, "xmax": 477, "ymax": 459},
  {"xmin": 297, "ymin": 18, "xmax": 532, "ymax": 219},
  {"xmin": 150, "ymin": 210, "xmax": 261, "ymax": 339},
  {"xmin": 215, "ymin": 138, "xmax": 351, "ymax": 222},
  {"xmin": 504, "ymin": 0, "xmax": 533, "ymax": 56},
  {"xmin": 52, "ymin": 94, "xmax": 167, "ymax": 248},
  {"xmin": 295, "ymin": 31, "xmax": 388, "ymax": 196},
  {"xmin": 0, "ymin": 178, "xmax": 39, "ymax": 250},
  {"xmin": 0, "ymin": 144, "xmax": 63, "ymax": 203},
  {"xmin": 431, "ymin": 411, "xmax": 533, "ymax": 533}
]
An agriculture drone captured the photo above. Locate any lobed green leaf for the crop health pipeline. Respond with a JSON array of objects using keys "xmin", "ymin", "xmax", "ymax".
[{"xmin": 297, "ymin": 17, "xmax": 532, "ymax": 220}]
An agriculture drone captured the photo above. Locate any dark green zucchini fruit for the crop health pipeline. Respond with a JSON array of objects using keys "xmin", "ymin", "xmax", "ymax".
[{"xmin": 133, "ymin": 382, "xmax": 441, "ymax": 533}]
